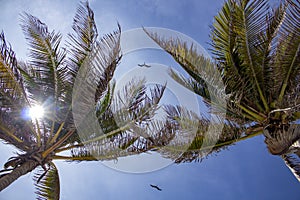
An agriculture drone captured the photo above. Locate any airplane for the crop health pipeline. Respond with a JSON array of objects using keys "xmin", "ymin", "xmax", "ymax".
[
  {"xmin": 138, "ymin": 62, "xmax": 151, "ymax": 68},
  {"xmin": 150, "ymin": 184, "xmax": 162, "ymax": 191}
]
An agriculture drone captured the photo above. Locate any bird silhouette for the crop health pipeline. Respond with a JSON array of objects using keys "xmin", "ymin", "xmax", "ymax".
[
  {"xmin": 138, "ymin": 62, "xmax": 151, "ymax": 68},
  {"xmin": 150, "ymin": 184, "xmax": 162, "ymax": 191}
]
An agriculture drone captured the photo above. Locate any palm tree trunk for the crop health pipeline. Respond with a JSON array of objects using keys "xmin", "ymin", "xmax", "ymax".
[{"xmin": 0, "ymin": 160, "xmax": 39, "ymax": 191}]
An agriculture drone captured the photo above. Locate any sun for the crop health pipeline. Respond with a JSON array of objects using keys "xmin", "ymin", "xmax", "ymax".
[{"xmin": 29, "ymin": 105, "xmax": 45, "ymax": 119}]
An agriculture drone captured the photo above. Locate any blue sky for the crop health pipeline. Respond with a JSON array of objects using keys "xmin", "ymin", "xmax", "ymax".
[{"xmin": 0, "ymin": 0, "xmax": 299, "ymax": 199}]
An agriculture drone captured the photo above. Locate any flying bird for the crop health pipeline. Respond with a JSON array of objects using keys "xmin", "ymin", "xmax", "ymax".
[
  {"xmin": 138, "ymin": 62, "xmax": 151, "ymax": 68},
  {"xmin": 150, "ymin": 184, "xmax": 162, "ymax": 191}
]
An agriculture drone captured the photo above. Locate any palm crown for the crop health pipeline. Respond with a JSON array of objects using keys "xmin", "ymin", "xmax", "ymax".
[
  {"xmin": 145, "ymin": 0, "xmax": 300, "ymax": 180},
  {"xmin": 0, "ymin": 1, "xmax": 176, "ymax": 198}
]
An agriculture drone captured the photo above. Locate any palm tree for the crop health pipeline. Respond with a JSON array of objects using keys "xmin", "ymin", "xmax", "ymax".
[
  {"xmin": 0, "ymin": 1, "xmax": 174, "ymax": 198},
  {"xmin": 145, "ymin": 0, "xmax": 300, "ymax": 181}
]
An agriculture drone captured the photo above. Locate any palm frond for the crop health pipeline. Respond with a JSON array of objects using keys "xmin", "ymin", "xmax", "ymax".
[
  {"xmin": 20, "ymin": 13, "xmax": 67, "ymax": 107},
  {"xmin": 0, "ymin": 32, "xmax": 28, "ymax": 108},
  {"xmin": 145, "ymin": 29, "xmax": 221, "ymax": 90},
  {"xmin": 144, "ymin": 29, "xmax": 227, "ymax": 116},
  {"xmin": 69, "ymin": 139, "xmax": 134, "ymax": 161},
  {"xmin": 63, "ymin": 132, "xmax": 137, "ymax": 161},
  {"xmin": 0, "ymin": 32, "xmax": 36, "ymax": 150},
  {"xmin": 59, "ymin": 77, "xmax": 167, "ymax": 160},
  {"xmin": 88, "ymin": 79, "xmax": 165, "ymax": 141},
  {"xmin": 282, "ymin": 153, "xmax": 300, "ymax": 182},
  {"xmin": 211, "ymin": 0, "xmax": 288, "ymax": 114},
  {"xmin": 64, "ymin": 2, "xmax": 121, "ymax": 146},
  {"xmin": 210, "ymin": 0, "xmax": 266, "ymax": 121},
  {"xmin": 169, "ymin": 68, "xmax": 210, "ymax": 102},
  {"xmin": 96, "ymin": 79, "xmax": 115, "ymax": 113},
  {"xmin": 47, "ymin": 1, "xmax": 101, "ymax": 146},
  {"xmin": 144, "ymin": 29, "xmax": 249, "ymax": 123},
  {"xmin": 93, "ymin": 80, "xmax": 145, "ymax": 140},
  {"xmin": 20, "ymin": 13, "xmax": 72, "ymax": 148},
  {"xmin": 112, "ymin": 79, "xmax": 165, "ymax": 127},
  {"xmin": 68, "ymin": 1, "xmax": 121, "ymax": 102},
  {"xmin": 276, "ymin": 0, "xmax": 300, "ymax": 105},
  {"xmin": 162, "ymin": 104, "xmax": 259, "ymax": 163},
  {"xmin": 94, "ymin": 25, "xmax": 122, "ymax": 103},
  {"xmin": 71, "ymin": 24, "xmax": 121, "ymax": 143},
  {"xmin": 33, "ymin": 162, "xmax": 60, "ymax": 200},
  {"xmin": 58, "ymin": 79, "xmax": 170, "ymax": 161},
  {"xmin": 67, "ymin": 1, "xmax": 98, "ymax": 80},
  {"xmin": 160, "ymin": 105, "xmax": 203, "ymax": 160},
  {"xmin": 71, "ymin": 25, "xmax": 121, "ymax": 108},
  {"xmin": 0, "ymin": 110, "xmax": 35, "ymax": 150},
  {"xmin": 127, "ymin": 81, "xmax": 166, "ymax": 122},
  {"xmin": 61, "ymin": 119, "xmax": 176, "ymax": 162},
  {"xmin": 35, "ymin": 1, "xmax": 100, "ymax": 145},
  {"xmin": 234, "ymin": 0, "xmax": 270, "ymax": 111},
  {"xmin": 210, "ymin": 0, "xmax": 245, "ymax": 95},
  {"xmin": 256, "ymin": 1, "xmax": 287, "ymax": 103}
]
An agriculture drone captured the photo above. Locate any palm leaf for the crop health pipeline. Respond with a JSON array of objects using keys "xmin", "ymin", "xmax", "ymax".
[
  {"xmin": 112, "ymin": 80, "xmax": 165, "ymax": 128},
  {"xmin": 94, "ymin": 26, "xmax": 122, "ymax": 103},
  {"xmin": 60, "ymin": 119, "xmax": 176, "ymax": 162},
  {"xmin": 282, "ymin": 153, "xmax": 300, "ymax": 182},
  {"xmin": 210, "ymin": 0, "xmax": 245, "ymax": 95},
  {"xmin": 67, "ymin": 1, "xmax": 121, "ymax": 103},
  {"xmin": 88, "ymin": 80, "xmax": 165, "ymax": 142},
  {"xmin": 56, "ymin": 80, "xmax": 169, "ymax": 161},
  {"xmin": 71, "ymin": 24, "xmax": 121, "ymax": 114},
  {"xmin": 144, "ymin": 30, "xmax": 247, "ymax": 124},
  {"xmin": 162, "ymin": 104, "xmax": 260, "ymax": 163},
  {"xmin": 144, "ymin": 29, "xmax": 221, "ymax": 91},
  {"xmin": 169, "ymin": 68, "xmax": 210, "ymax": 103},
  {"xmin": 0, "ymin": 32, "xmax": 28, "ymax": 108},
  {"xmin": 33, "ymin": 162, "xmax": 60, "ymax": 200},
  {"xmin": 0, "ymin": 110, "xmax": 35, "ymax": 150},
  {"xmin": 67, "ymin": 1, "xmax": 98, "ymax": 79},
  {"xmin": 144, "ymin": 29, "xmax": 227, "ymax": 115},
  {"xmin": 20, "ymin": 13, "xmax": 72, "ymax": 148},
  {"xmin": 258, "ymin": 2, "xmax": 287, "ymax": 103},
  {"xmin": 95, "ymin": 81, "xmax": 115, "ymax": 118},
  {"xmin": 47, "ymin": 1, "xmax": 101, "ymax": 146},
  {"xmin": 0, "ymin": 32, "xmax": 36, "ymax": 150},
  {"xmin": 276, "ymin": 0, "xmax": 300, "ymax": 105},
  {"xmin": 20, "ymin": 13, "xmax": 66, "ymax": 107},
  {"xmin": 71, "ymin": 23, "xmax": 121, "ymax": 144},
  {"xmin": 233, "ymin": 0, "xmax": 270, "ymax": 111},
  {"xmin": 211, "ymin": 0, "xmax": 290, "ymax": 114}
]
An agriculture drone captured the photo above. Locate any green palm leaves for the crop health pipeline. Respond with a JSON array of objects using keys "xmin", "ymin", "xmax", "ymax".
[
  {"xmin": 0, "ymin": 1, "xmax": 175, "ymax": 198},
  {"xmin": 0, "ymin": 32, "xmax": 33, "ymax": 150},
  {"xmin": 146, "ymin": 0, "xmax": 300, "ymax": 181},
  {"xmin": 211, "ymin": 0, "xmax": 300, "ymax": 119},
  {"xmin": 34, "ymin": 163, "xmax": 60, "ymax": 200},
  {"xmin": 0, "ymin": 32, "xmax": 27, "ymax": 106}
]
